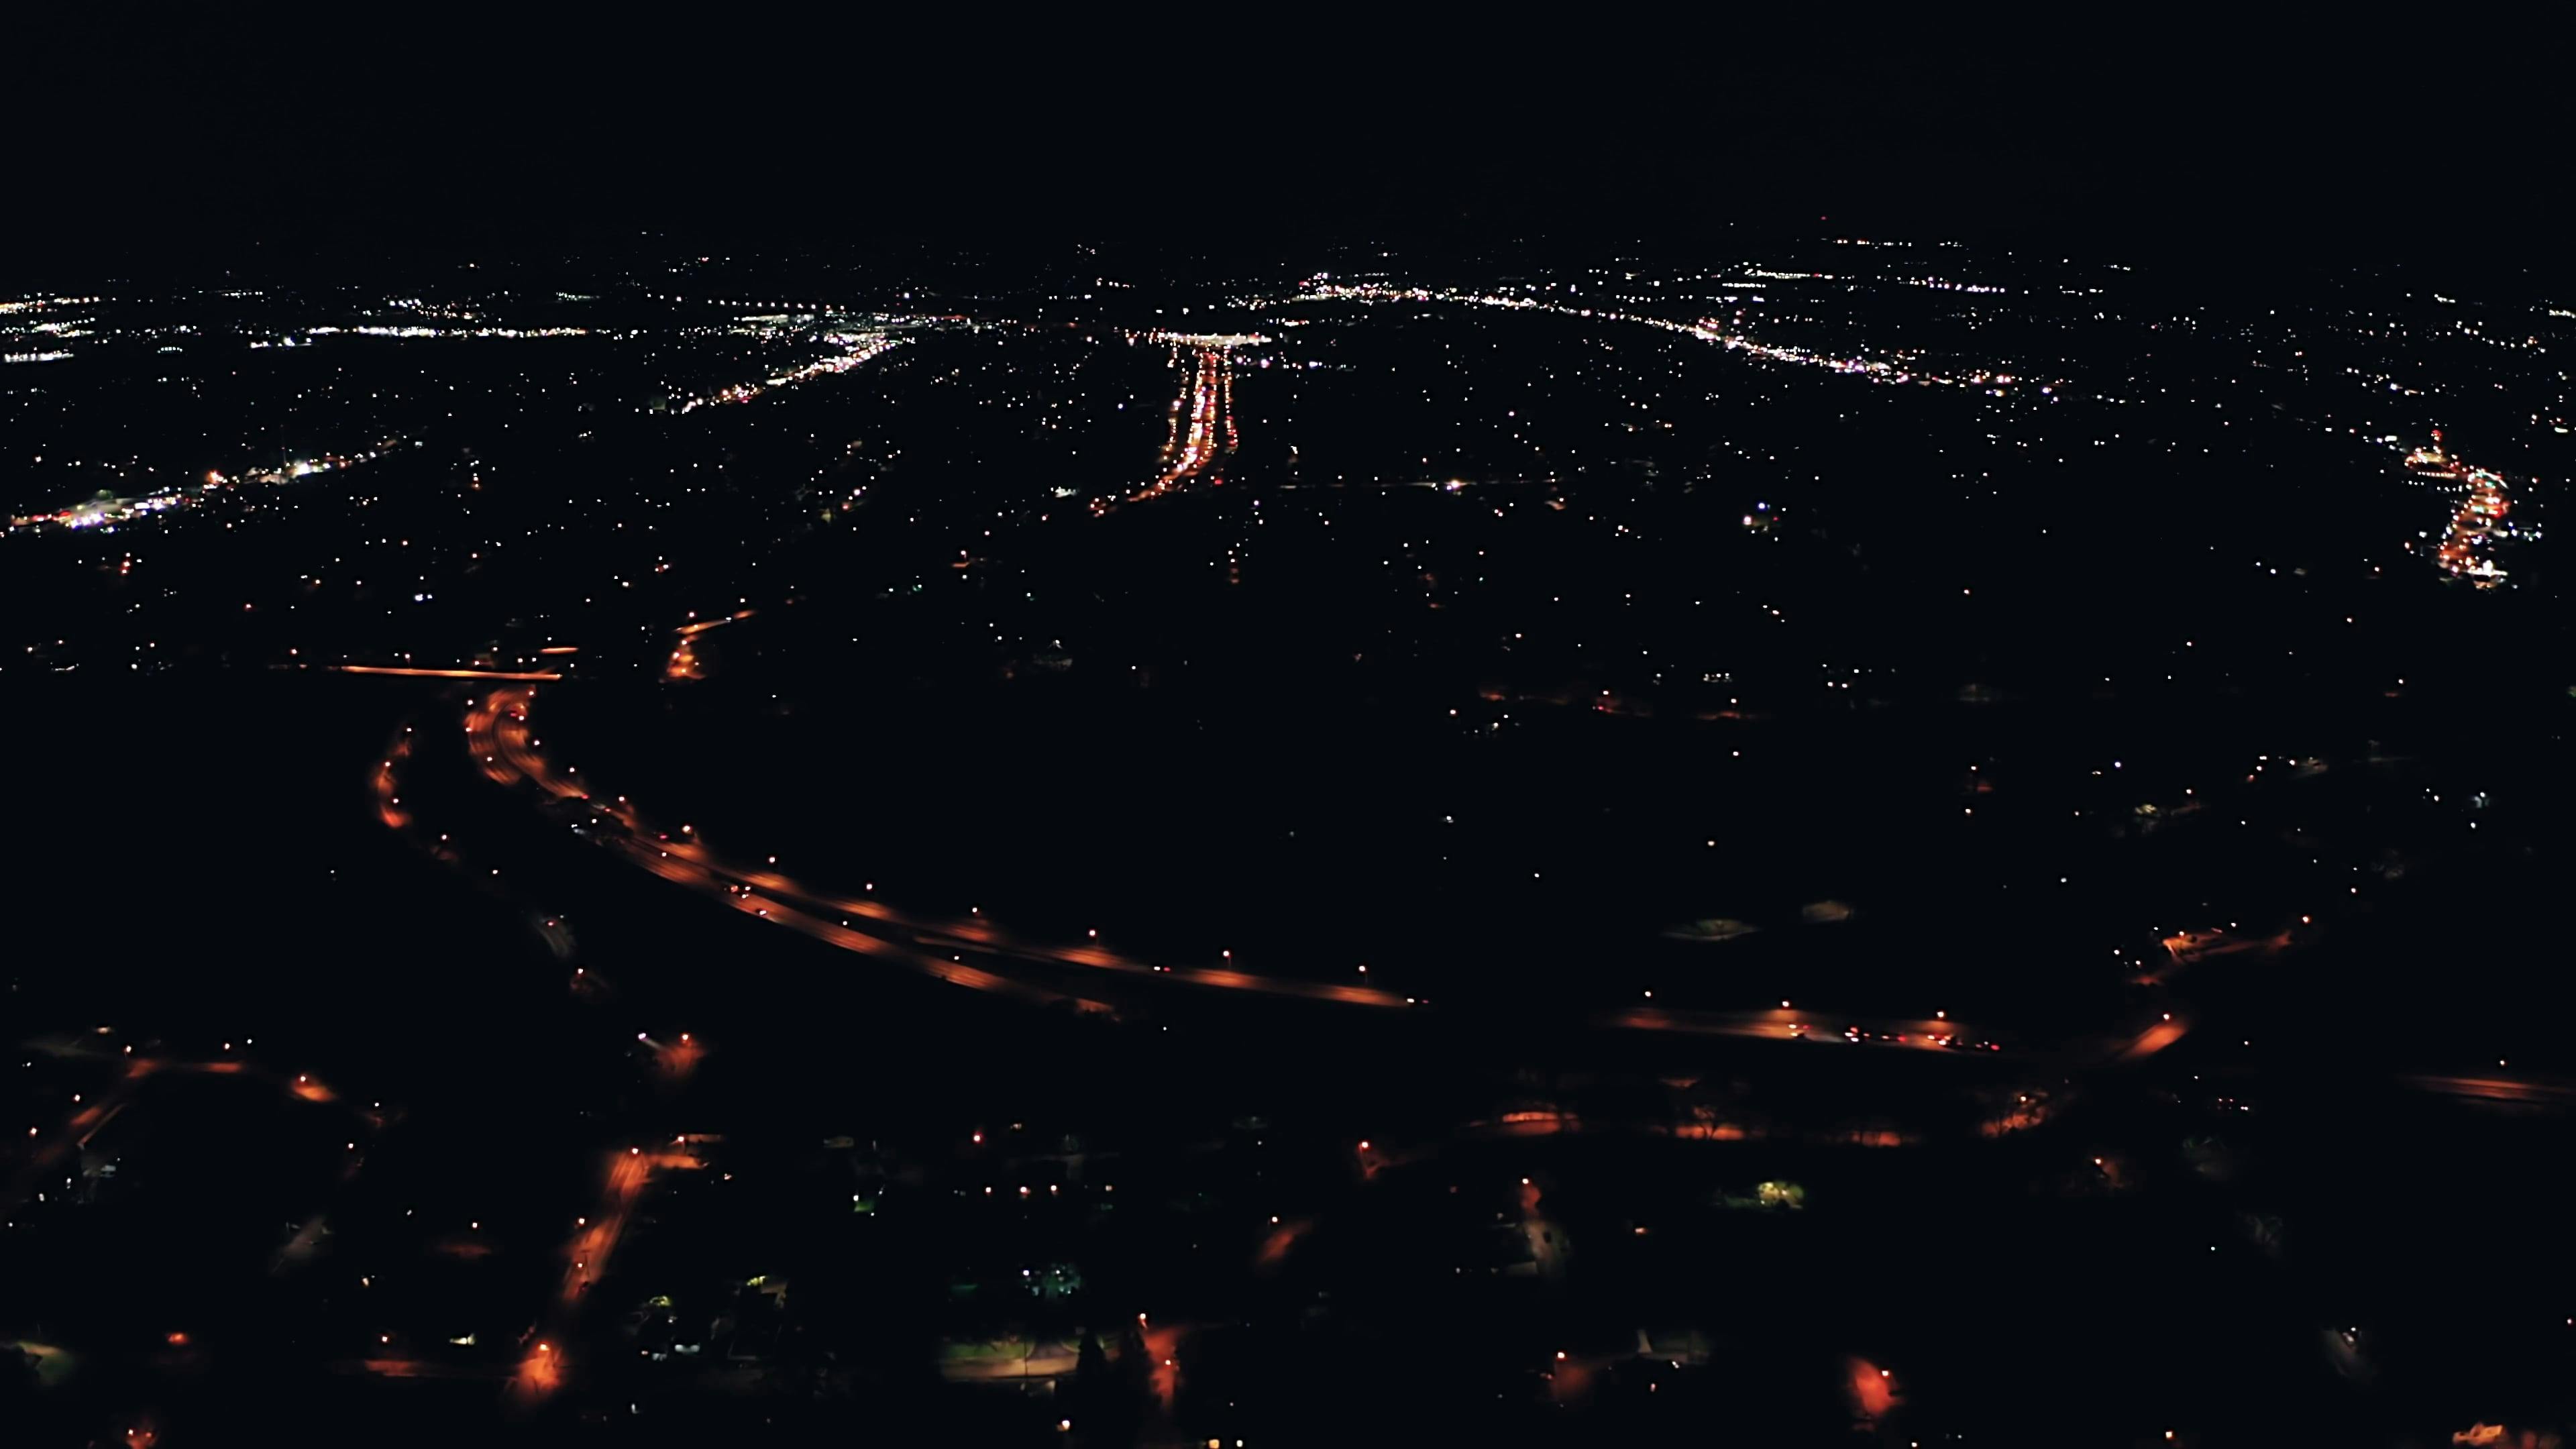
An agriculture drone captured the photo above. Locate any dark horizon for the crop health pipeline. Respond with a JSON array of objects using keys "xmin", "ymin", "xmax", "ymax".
[{"xmin": 13, "ymin": 15, "xmax": 2571, "ymax": 285}]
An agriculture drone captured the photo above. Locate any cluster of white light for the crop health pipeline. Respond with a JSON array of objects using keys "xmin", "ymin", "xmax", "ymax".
[
  {"xmin": 3, "ymin": 350, "xmax": 72, "ymax": 364},
  {"xmin": 1136, "ymin": 330, "xmax": 1269, "ymax": 348},
  {"xmin": 1901, "ymin": 279, "xmax": 2011, "ymax": 294},
  {"xmin": 1291, "ymin": 283, "xmax": 2045, "ymax": 394},
  {"xmin": 1295, "ymin": 281, "xmax": 1692, "ymax": 334},
  {"xmin": 7, "ymin": 442, "xmax": 410, "ymax": 537},
  {"xmin": 0, "ymin": 296, "xmax": 101, "ymax": 314},
  {"xmin": 673, "ymin": 333, "xmax": 904, "ymax": 415},
  {"xmin": 50, "ymin": 493, "xmax": 190, "ymax": 530},
  {"xmin": 303, "ymin": 325, "xmax": 590, "ymax": 340},
  {"xmin": 1705, "ymin": 329, "xmax": 2027, "ymax": 391}
]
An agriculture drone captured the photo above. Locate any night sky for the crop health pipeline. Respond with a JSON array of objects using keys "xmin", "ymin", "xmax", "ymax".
[
  {"xmin": 14, "ymin": 14, "xmax": 2569, "ymax": 275},
  {"xmin": 11, "ymin": 16, "xmax": 2576, "ymax": 1448}
]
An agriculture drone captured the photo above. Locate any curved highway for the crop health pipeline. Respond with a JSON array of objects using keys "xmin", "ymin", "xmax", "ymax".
[{"xmin": 441, "ymin": 685, "xmax": 2077, "ymax": 1057}]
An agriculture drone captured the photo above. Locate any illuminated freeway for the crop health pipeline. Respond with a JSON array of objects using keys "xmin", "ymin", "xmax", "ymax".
[
  {"xmin": 426, "ymin": 686, "xmax": 2092, "ymax": 1059},
  {"xmin": 2407, "ymin": 433, "xmax": 2516, "ymax": 588},
  {"xmin": 1120, "ymin": 343, "xmax": 1238, "ymax": 508},
  {"xmin": 460, "ymin": 689, "xmax": 1116, "ymax": 1012}
]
